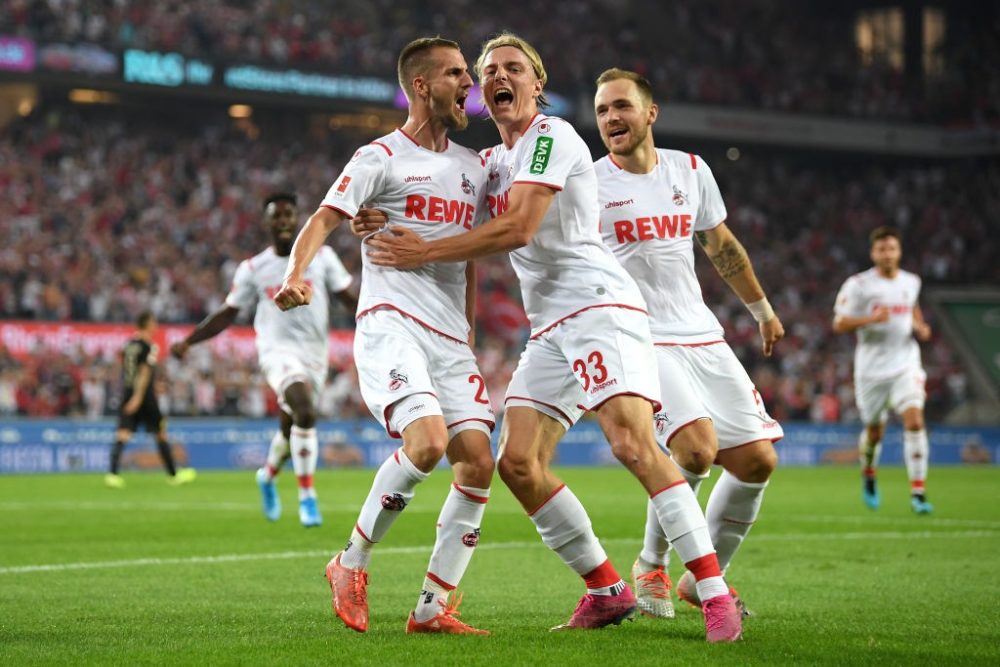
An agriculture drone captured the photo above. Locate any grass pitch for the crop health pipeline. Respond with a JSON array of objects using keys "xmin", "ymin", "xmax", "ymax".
[{"xmin": 1, "ymin": 465, "xmax": 999, "ymax": 666}]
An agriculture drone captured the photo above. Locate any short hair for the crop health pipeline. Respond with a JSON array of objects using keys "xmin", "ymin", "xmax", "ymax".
[
  {"xmin": 263, "ymin": 192, "xmax": 297, "ymax": 211},
  {"xmin": 869, "ymin": 226, "xmax": 901, "ymax": 246},
  {"xmin": 136, "ymin": 310, "xmax": 155, "ymax": 329},
  {"xmin": 595, "ymin": 68, "xmax": 654, "ymax": 106},
  {"xmin": 475, "ymin": 32, "xmax": 549, "ymax": 108},
  {"xmin": 398, "ymin": 36, "xmax": 461, "ymax": 102}
]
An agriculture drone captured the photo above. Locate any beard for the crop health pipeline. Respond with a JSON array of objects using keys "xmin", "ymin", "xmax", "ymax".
[
  {"xmin": 432, "ymin": 94, "xmax": 469, "ymax": 130},
  {"xmin": 608, "ymin": 123, "xmax": 649, "ymax": 156}
]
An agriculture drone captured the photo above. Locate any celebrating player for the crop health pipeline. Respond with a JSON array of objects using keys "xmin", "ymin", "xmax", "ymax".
[
  {"xmin": 274, "ymin": 37, "xmax": 495, "ymax": 635},
  {"xmin": 106, "ymin": 311, "xmax": 196, "ymax": 488},
  {"xmin": 834, "ymin": 226, "xmax": 934, "ymax": 514},
  {"xmin": 171, "ymin": 193, "xmax": 357, "ymax": 527},
  {"xmin": 363, "ymin": 34, "xmax": 741, "ymax": 641},
  {"xmin": 593, "ymin": 69, "xmax": 783, "ymax": 618}
]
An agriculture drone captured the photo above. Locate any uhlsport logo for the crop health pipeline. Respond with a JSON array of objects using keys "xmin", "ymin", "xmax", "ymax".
[
  {"xmin": 530, "ymin": 136, "xmax": 553, "ymax": 175},
  {"xmin": 461, "ymin": 172, "xmax": 476, "ymax": 196},
  {"xmin": 672, "ymin": 185, "xmax": 688, "ymax": 206},
  {"xmin": 388, "ymin": 368, "xmax": 408, "ymax": 391},
  {"xmin": 654, "ymin": 411, "xmax": 671, "ymax": 437},
  {"xmin": 381, "ymin": 492, "xmax": 407, "ymax": 511},
  {"xmin": 462, "ymin": 528, "xmax": 481, "ymax": 547}
]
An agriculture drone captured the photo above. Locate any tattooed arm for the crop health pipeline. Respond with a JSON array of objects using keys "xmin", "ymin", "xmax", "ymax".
[{"xmin": 696, "ymin": 222, "xmax": 784, "ymax": 356}]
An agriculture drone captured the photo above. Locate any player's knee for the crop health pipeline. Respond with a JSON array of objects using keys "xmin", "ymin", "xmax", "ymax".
[
  {"xmin": 291, "ymin": 403, "xmax": 317, "ymax": 428},
  {"xmin": 903, "ymin": 410, "xmax": 924, "ymax": 431},
  {"xmin": 744, "ymin": 444, "xmax": 778, "ymax": 482},
  {"xmin": 497, "ymin": 449, "xmax": 537, "ymax": 488},
  {"xmin": 866, "ymin": 423, "xmax": 884, "ymax": 443},
  {"xmin": 607, "ymin": 429, "xmax": 655, "ymax": 470},
  {"xmin": 675, "ymin": 444, "xmax": 716, "ymax": 474}
]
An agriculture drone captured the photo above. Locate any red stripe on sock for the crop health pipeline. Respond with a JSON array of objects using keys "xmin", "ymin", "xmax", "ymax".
[
  {"xmin": 684, "ymin": 553, "xmax": 722, "ymax": 581},
  {"xmin": 354, "ymin": 523, "xmax": 374, "ymax": 543},
  {"xmin": 527, "ymin": 484, "xmax": 566, "ymax": 516},
  {"xmin": 911, "ymin": 480, "xmax": 925, "ymax": 492},
  {"xmin": 266, "ymin": 464, "xmax": 280, "ymax": 477},
  {"xmin": 393, "ymin": 449, "xmax": 401, "ymax": 464},
  {"xmin": 650, "ymin": 479, "xmax": 687, "ymax": 498},
  {"xmin": 425, "ymin": 571, "xmax": 457, "ymax": 591},
  {"xmin": 583, "ymin": 560, "xmax": 621, "ymax": 589},
  {"xmin": 297, "ymin": 475, "xmax": 313, "ymax": 490},
  {"xmin": 863, "ymin": 467, "xmax": 876, "ymax": 477},
  {"xmin": 452, "ymin": 483, "xmax": 489, "ymax": 504}
]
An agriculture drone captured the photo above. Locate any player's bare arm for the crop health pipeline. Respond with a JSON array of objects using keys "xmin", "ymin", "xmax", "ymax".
[
  {"xmin": 275, "ymin": 206, "xmax": 346, "ymax": 310},
  {"xmin": 171, "ymin": 305, "xmax": 240, "ymax": 359},
  {"xmin": 124, "ymin": 364, "xmax": 152, "ymax": 415},
  {"xmin": 366, "ymin": 183, "xmax": 554, "ymax": 269},
  {"xmin": 351, "ymin": 208, "xmax": 388, "ymax": 237},
  {"xmin": 912, "ymin": 304, "xmax": 932, "ymax": 341},
  {"xmin": 832, "ymin": 306, "xmax": 890, "ymax": 334},
  {"xmin": 335, "ymin": 282, "xmax": 360, "ymax": 314},
  {"xmin": 696, "ymin": 222, "xmax": 784, "ymax": 356}
]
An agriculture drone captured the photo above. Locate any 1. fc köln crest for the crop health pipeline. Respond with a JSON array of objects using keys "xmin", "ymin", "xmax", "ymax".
[{"xmin": 388, "ymin": 369, "xmax": 408, "ymax": 391}]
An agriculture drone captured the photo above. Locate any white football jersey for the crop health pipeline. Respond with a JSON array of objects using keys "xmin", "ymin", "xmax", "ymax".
[
  {"xmin": 226, "ymin": 245, "xmax": 352, "ymax": 360},
  {"xmin": 482, "ymin": 115, "xmax": 646, "ymax": 337},
  {"xmin": 834, "ymin": 268, "xmax": 923, "ymax": 379},
  {"xmin": 596, "ymin": 150, "xmax": 728, "ymax": 344},
  {"xmin": 321, "ymin": 129, "xmax": 488, "ymax": 342}
]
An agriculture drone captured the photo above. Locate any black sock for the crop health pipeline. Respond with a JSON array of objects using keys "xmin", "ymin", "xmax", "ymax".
[
  {"xmin": 156, "ymin": 439, "xmax": 178, "ymax": 476},
  {"xmin": 110, "ymin": 440, "xmax": 127, "ymax": 474}
]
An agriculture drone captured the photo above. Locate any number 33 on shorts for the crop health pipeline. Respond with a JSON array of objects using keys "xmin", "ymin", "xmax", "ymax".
[{"xmin": 573, "ymin": 351, "xmax": 611, "ymax": 392}]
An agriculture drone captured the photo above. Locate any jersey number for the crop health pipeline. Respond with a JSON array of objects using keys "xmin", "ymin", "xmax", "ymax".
[
  {"xmin": 468, "ymin": 375, "xmax": 490, "ymax": 404},
  {"xmin": 573, "ymin": 351, "xmax": 608, "ymax": 392}
]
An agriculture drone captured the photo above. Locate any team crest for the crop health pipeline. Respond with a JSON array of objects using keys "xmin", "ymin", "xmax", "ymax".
[
  {"xmin": 381, "ymin": 493, "xmax": 407, "ymax": 511},
  {"xmin": 672, "ymin": 186, "xmax": 688, "ymax": 206},
  {"xmin": 538, "ymin": 122, "xmax": 551, "ymax": 134},
  {"xmin": 388, "ymin": 368, "xmax": 409, "ymax": 391},
  {"xmin": 654, "ymin": 411, "xmax": 671, "ymax": 436},
  {"xmin": 461, "ymin": 173, "xmax": 476, "ymax": 196},
  {"xmin": 462, "ymin": 528, "xmax": 481, "ymax": 547}
]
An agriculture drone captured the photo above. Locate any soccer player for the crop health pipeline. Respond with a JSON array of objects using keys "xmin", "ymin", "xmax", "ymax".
[
  {"xmin": 592, "ymin": 69, "xmax": 784, "ymax": 618},
  {"xmin": 171, "ymin": 193, "xmax": 357, "ymax": 527},
  {"xmin": 274, "ymin": 37, "xmax": 495, "ymax": 635},
  {"xmin": 362, "ymin": 34, "xmax": 741, "ymax": 641},
  {"xmin": 834, "ymin": 226, "xmax": 934, "ymax": 514},
  {"xmin": 106, "ymin": 311, "xmax": 196, "ymax": 488}
]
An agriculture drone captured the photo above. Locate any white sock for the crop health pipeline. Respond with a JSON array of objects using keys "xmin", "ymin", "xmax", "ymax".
[
  {"xmin": 639, "ymin": 461, "xmax": 708, "ymax": 568},
  {"xmin": 859, "ymin": 430, "xmax": 882, "ymax": 474},
  {"xmin": 650, "ymin": 481, "xmax": 727, "ymax": 602},
  {"xmin": 261, "ymin": 432, "xmax": 289, "ymax": 481},
  {"xmin": 903, "ymin": 429, "xmax": 929, "ymax": 494},
  {"xmin": 290, "ymin": 426, "xmax": 318, "ymax": 500},
  {"xmin": 415, "ymin": 483, "xmax": 490, "ymax": 622},
  {"xmin": 705, "ymin": 470, "xmax": 768, "ymax": 573},
  {"xmin": 529, "ymin": 485, "xmax": 607, "ymax": 577},
  {"xmin": 341, "ymin": 448, "xmax": 429, "ymax": 570}
]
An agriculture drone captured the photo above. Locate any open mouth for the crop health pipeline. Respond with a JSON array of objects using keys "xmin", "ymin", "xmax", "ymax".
[
  {"xmin": 455, "ymin": 94, "xmax": 467, "ymax": 112},
  {"xmin": 608, "ymin": 127, "xmax": 629, "ymax": 140},
  {"xmin": 493, "ymin": 87, "xmax": 514, "ymax": 108}
]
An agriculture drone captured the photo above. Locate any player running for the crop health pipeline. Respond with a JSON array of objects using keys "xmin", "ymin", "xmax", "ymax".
[
  {"xmin": 171, "ymin": 193, "xmax": 357, "ymax": 527},
  {"xmin": 106, "ymin": 311, "xmax": 196, "ymax": 488},
  {"xmin": 274, "ymin": 37, "xmax": 495, "ymax": 635},
  {"xmin": 834, "ymin": 226, "xmax": 934, "ymax": 514},
  {"xmin": 593, "ymin": 69, "xmax": 784, "ymax": 618},
  {"xmin": 363, "ymin": 34, "xmax": 741, "ymax": 642}
]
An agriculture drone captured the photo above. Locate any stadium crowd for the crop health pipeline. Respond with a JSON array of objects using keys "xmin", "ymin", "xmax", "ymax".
[
  {"xmin": 2, "ymin": 0, "xmax": 998, "ymax": 124},
  {"xmin": 1, "ymin": 105, "xmax": 995, "ymax": 424}
]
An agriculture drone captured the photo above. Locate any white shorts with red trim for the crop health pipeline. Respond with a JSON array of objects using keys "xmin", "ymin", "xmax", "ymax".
[
  {"xmin": 855, "ymin": 367, "xmax": 926, "ymax": 426},
  {"xmin": 258, "ymin": 347, "xmax": 328, "ymax": 415},
  {"xmin": 354, "ymin": 309, "xmax": 495, "ymax": 439},
  {"xmin": 505, "ymin": 307, "xmax": 661, "ymax": 429},
  {"xmin": 653, "ymin": 342, "xmax": 782, "ymax": 450}
]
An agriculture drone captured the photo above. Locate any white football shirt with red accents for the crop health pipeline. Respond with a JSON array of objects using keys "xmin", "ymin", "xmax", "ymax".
[
  {"xmin": 834, "ymin": 268, "xmax": 923, "ymax": 379},
  {"xmin": 320, "ymin": 129, "xmax": 488, "ymax": 342},
  {"xmin": 226, "ymin": 245, "xmax": 352, "ymax": 360},
  {"xmin": 482, "ymin": 115, "xmax": 646, "ymax": 337},
  {"xmin": 595, "ymin": 150, "xmax": 727, "ymax": 345}
]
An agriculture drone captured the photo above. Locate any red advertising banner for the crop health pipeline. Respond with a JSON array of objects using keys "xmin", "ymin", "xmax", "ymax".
[{"xmin": 0, "ymin": 321, "xmax": 354, "ymax": 366}]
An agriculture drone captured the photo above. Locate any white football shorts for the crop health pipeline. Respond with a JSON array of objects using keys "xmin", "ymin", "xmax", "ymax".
[
  {"xmin": 653, "ymin": 342, "xmax": 783, "ymax": 450},
  {"xmin": 258, "ymin": 347, "xmax": 328, "ymax": 415},
  {"xmin": 354, "ymin": 309, "xmax": 494, "ymax": 440},
  {"xmin": 505, "ymin": 306, "xmax": 661, "ymax": 430},
  {"xmin": 855, "ymin": 367, "xmax": 926, "ymax": 425}
]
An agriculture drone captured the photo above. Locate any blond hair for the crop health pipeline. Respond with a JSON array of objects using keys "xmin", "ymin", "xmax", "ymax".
[
  {"xmin": 475, "ymin": 32, "xmax": 549, "ymax": 108},
  {"xmin": 595, "ymin": 68, "xmax": 655, "ymax": 106}
]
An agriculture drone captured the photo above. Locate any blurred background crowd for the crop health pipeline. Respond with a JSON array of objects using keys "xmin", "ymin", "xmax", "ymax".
[{"xmin": 1, "ymin": 0, "xmax": 997, "ymax": 426}]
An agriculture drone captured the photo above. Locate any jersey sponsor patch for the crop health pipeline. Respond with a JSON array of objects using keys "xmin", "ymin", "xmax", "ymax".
[
  {"xmin": 334, "ymin": 175, "xmax": 351, "ymax": 196},
  {"xmin": 530, "ymin": 136, "xmax": 553, "ymax": 175}
]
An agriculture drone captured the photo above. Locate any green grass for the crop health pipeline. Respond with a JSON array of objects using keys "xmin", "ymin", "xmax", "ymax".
[{"xmin": 1, "ymin": 466, "xmax": 999, "ymax": 666}]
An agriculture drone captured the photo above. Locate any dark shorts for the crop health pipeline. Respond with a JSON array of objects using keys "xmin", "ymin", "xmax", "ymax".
[{"xmin": 118, "ymin": 398, "xmax": 165, "ymax": 434}]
